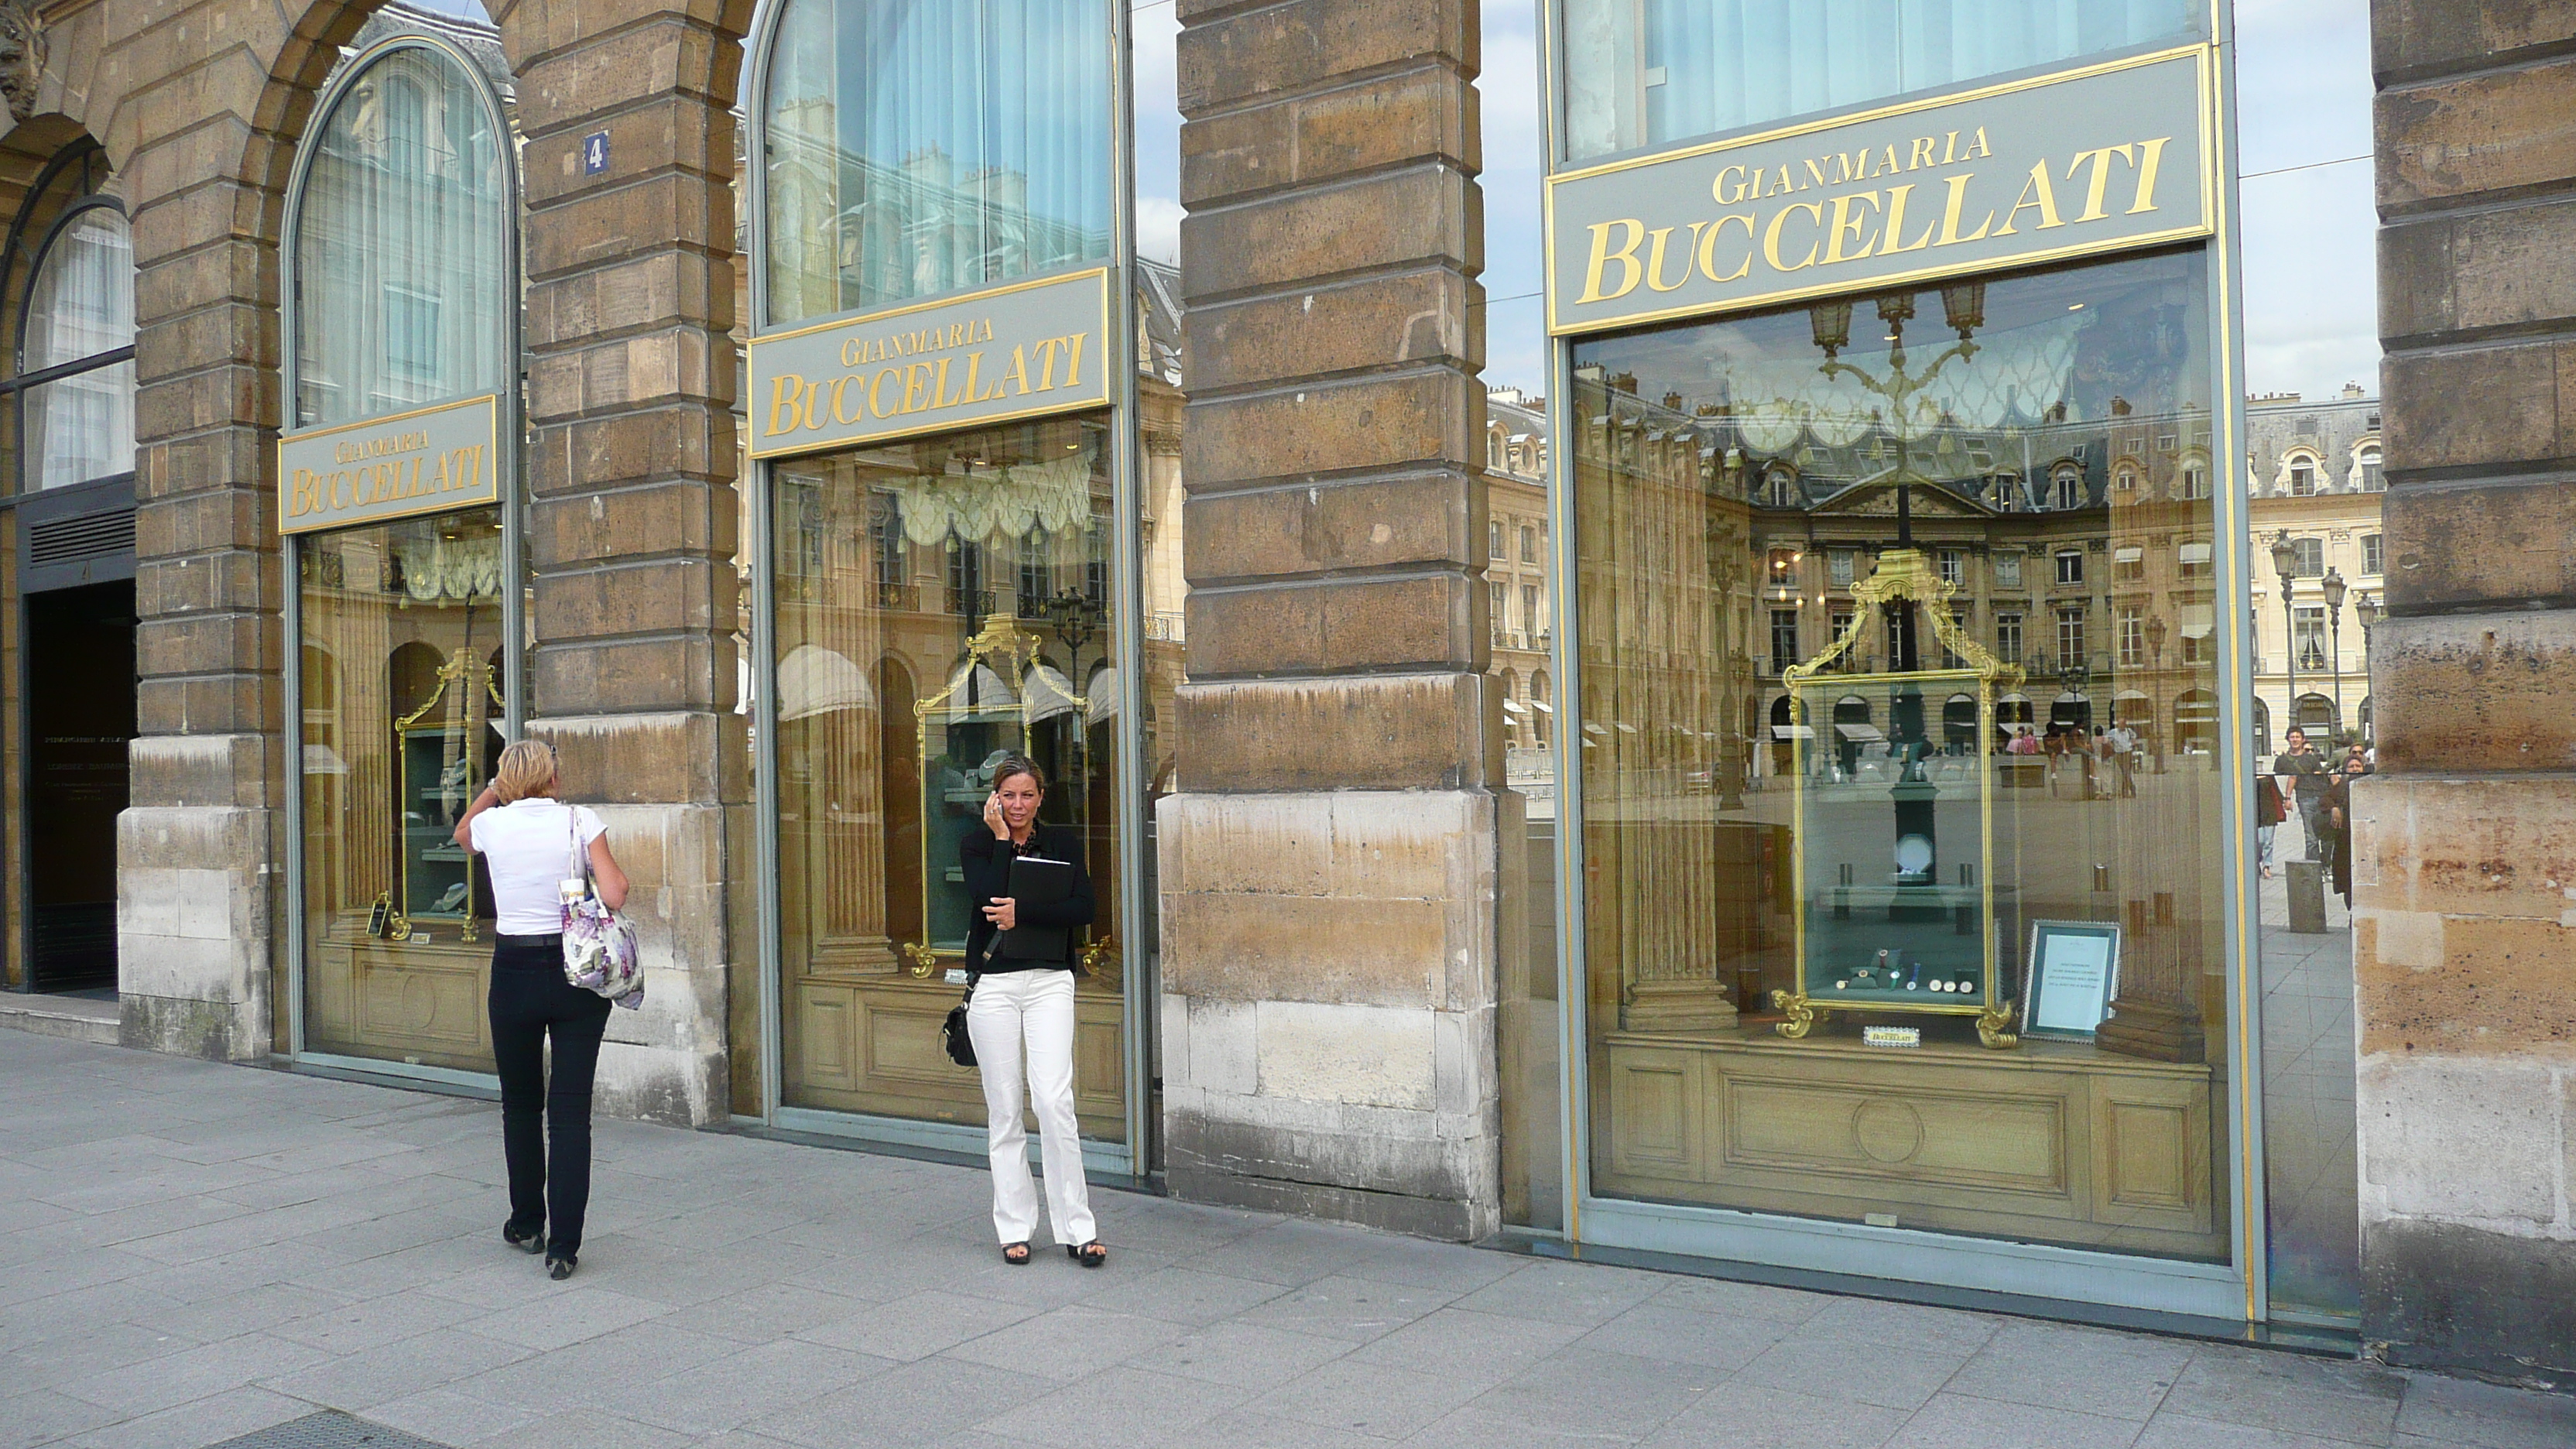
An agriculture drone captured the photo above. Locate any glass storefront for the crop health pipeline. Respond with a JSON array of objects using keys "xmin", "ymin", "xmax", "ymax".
[
  {"xmin": 286, "ymin": 35, "xmax": 519, "ymax": 1075},
  {"xmin": 770, "ymin": 414, "xmax": 1126, "ymax": 1137},
  {"xmin": 748, "ymin": 0, "xmax": 1140, "ymax": 1153},
  {"xmin": 1572, "ymin": 248, "xmax": 2232, "ymax": 1263},
  {"xmin": 1537, "ymin": 0, "xmax": 2287, "ymax": 1320},
  {"xmin": 1558, "ymin": 0, "xmax": 2206, "ymax": 163}
]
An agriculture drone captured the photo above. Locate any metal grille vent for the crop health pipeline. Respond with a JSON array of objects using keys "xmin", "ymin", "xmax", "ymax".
[
  {"xmin": 208, "ymin": 1411, "xmax": 450, "ymax": 1449},
  {"xmin": 27, "ymin": 507, "xmax": 136, "ymax": 565}
]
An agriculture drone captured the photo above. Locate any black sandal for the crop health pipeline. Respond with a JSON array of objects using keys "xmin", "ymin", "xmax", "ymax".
[
  {"xmin": 1067, "ymin": 1242, "xmax": 1107, "ymax": 1269},
  {"xmin": 1002, "ymin": 1241, "xmax": 1032, "ymax": 1266}
]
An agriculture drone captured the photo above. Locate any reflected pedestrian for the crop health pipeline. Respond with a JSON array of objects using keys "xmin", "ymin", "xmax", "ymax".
[
  {"xmin": 2256, "ymin": 770, "xmax": 2286, "ymax": 879},
  {"xmin": 2273, "ymin": 727, "xmax": 2330, "ymax": 862}
]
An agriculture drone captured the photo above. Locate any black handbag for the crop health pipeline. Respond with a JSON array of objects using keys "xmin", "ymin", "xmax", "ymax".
[{"xmin": 942, "ymin": 978, "xmax": 978, "ymax": 1067}]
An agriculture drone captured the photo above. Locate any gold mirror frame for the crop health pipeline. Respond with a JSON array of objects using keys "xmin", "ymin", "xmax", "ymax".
[
  {"xmin": 1776, "ymin": 546, "xmax": 2023, "ymax": 1047},
  {"xmin": 389, "ymin": 648, "xmax": 502, "ymax": 944},
  {"xmin": 897, "ymin": 611, "xmax": 1105, "ymax": 978}
]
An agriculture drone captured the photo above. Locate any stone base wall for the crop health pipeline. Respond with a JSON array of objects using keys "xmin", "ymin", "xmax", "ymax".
[
  {"xmin": 2353, "ymin": 774, "xmax": 2576, "ymax": 1385},
  {"xmin": 1160, "ymin": 788, "xmax": 1502, "ymax": 1241}
]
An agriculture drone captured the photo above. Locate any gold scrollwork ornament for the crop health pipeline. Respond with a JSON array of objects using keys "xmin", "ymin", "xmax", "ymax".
[
  {"xmin": 1770, "ymin": 988, "xmax": 1827, "ymax": 1039},
  {"xmin": 1976, "ymin": 1001, "xmax": 2020, "ymax": 1050},
  {"xmin": 899, "ymin": 940, "xmax": 941, "ymax": 979}
]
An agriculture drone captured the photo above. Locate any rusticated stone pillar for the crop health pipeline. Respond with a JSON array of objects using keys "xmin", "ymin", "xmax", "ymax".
[
  {"xmin": 1163, "ymin": 0, "xmax": 1502, "ymax": 1238},
  {"xmin": 113, "ymin": 0, "xmax": 329, "ymax": 1060},
  {"xmin": 2358, "ymin": 2, "xmax": 2576, "ymax": 1384},
  {"xmin": 505, "ymin": 0, "xmax": 748, "ymax": 1125}
]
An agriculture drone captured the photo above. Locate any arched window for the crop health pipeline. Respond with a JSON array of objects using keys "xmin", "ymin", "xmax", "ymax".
[
  {"xmin": 2355, "ymin": 445, "xmax": 2383, "ymax": 492},
  {"xmin": 762, "ymin": 0, "xmax": 1115, "ymax": 325},
  {"xmin": 286, "ymin": 33, "xmax": 519, "ymax": 1077},
  {"xmin": 2051, "ymin": 464, "xmax": 2083, "ymax": 510},
  {"xmin": 2287, "ymin": 451, "xmax": 2318, "ymax": 496},
  {"xmin": 19, "ymin": 203, "xmax": 135, "ymax": 492},
  {"xmin": 293, "ymin": 43, "xmax": 512, "ymax": 426}
]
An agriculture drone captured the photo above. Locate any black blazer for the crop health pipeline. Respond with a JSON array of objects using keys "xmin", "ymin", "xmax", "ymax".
[{"xmin": 960, "ymin": 824, "xmax": 1095, "ymax": 973}]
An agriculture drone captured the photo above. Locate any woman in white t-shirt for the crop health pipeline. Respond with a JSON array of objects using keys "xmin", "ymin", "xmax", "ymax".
[{"xmin": 452, "ymin": 738, "xmax": 629, "ymax": 1281}]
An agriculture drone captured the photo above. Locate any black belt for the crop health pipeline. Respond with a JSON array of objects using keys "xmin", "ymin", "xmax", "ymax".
[{"xmin": 497, "ymin": 933, "xmax": 562, "ymax": 947}]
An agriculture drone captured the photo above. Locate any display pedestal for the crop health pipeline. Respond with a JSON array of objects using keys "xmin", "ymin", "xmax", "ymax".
[
  {"xmin": 2096, "ymin": 996, "xmax": 2208, "ymax": 1064},
  {"xmin": 1598, "ymin": 1026, "xmax": 2221, "ymax": 1259},
  {"xmin": 1623, "ymin": 978, "xmax": 1738, "ymax": 1034}
]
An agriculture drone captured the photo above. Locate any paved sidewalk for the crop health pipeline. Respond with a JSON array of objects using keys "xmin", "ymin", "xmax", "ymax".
[{"xmin": 5, "ymin": 1033, "xmax": 2571, "ymax": 1449}]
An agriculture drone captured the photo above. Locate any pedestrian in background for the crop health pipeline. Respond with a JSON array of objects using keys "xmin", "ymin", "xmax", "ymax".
[
  {"xmin": 453, "ymin": 739, "xmax": 629, "ymax": 1281},
  {"xmin": 2256, "ymin": 770, "xmax": 2286, "ymax": 879}
]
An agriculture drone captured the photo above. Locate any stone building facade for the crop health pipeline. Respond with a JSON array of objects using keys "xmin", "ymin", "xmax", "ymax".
[
  {"xmin": 0, "ymin": 0, "xmax": 2568, "ymax": 1381},
  {"xmin": 2245, "ymin": 389, "xmax": 2385, "ymax": 752},
  {"xmin": 2358, "ymin": 0, "xmax": 2576, "ymax": 1383}
]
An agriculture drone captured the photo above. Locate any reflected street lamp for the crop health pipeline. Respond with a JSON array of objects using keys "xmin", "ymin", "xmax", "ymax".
[
  {"xmin": 2355, "ymin": 592, "xmax": 2379, "ymax": 747},
  {"xmin": 2269, "ymin": 531, "xmax": 2300, "ymax": 745},
  {"xmin": 2321, "ymin": 566, "xmax": 2348, "ymax": 745}
]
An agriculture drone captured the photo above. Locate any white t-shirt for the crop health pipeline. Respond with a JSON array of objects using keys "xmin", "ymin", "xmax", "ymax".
[{"xmin": 468, "ymin": 798, "xmax": 608, "ymax": 936}]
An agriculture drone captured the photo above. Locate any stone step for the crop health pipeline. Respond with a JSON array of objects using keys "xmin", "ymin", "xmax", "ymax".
[{"xmin": 0, "ymin": 992, "xmax": 120, "ymax": 1046}]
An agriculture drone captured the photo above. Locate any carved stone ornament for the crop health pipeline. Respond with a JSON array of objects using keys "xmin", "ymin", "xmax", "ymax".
[{"xmin": 0, "ymin": 0, "xmax": 43, "ymax": 125}]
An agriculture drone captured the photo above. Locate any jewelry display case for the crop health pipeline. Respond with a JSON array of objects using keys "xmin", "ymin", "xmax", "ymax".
[{"xmin": 1776, "ymin": 548, "xmax": 2023, "ymax": 1047}]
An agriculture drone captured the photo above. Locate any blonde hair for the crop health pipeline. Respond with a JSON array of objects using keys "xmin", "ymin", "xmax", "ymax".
[{"xmin": 492, "ymin": 739, "xmax": 559, "ymax": 803}]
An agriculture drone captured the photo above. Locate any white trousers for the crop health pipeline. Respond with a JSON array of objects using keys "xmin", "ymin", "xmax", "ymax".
[{"xmin": 964, "ymin": 968, "xmax": 1095, "ymax": 1246}]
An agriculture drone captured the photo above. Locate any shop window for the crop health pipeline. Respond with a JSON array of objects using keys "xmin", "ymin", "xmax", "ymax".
[
  {"xmin": 19, "ymin": 204, "xmax": 136, "ymax": 491},
  {"xmin": 1569, "ymin": 247, "xmax": 2231, "ymax": 1270},
  {"xmin": 762, "ymin": 0, "xmax": 1115, "ymax": 324},
  {"xmin": 289, "ymin": 36, "xmax": 518, "ymax": 1077},
  {"xmin": 771, "ymin": 416, "xmax": 1125, "ymax": 1139}
]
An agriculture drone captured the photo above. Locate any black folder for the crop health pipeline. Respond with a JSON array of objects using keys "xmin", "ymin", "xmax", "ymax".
[{"xmin": 999, "ymin": 855, "xmax": 1077, "ymax": 961}]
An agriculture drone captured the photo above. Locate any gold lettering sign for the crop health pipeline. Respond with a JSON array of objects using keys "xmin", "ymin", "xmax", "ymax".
[
  {"xmin": 1547, "ymin": 46, "xmax": 2215, "ymax": 334},
  {"xmin": 277, "ymin": 394, "xmax": 502, "ymax": 536},
  {"xmin": 746, "ymin": 266, "xmax": 1113, "ymax": 461}
]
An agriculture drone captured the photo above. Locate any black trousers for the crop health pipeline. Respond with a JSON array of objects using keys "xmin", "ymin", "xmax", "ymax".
[{"xmin": 488, "ymin": 937, "xmax": 612, "ymax": 1257}]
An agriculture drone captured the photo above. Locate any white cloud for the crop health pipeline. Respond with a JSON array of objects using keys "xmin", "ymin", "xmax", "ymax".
[
  {"xmin": 1136, "ymin": 196, "xmax": 1183, "ymax": 267},
  {"xmin": 2235, "ymin": 1, "xmax": 2379, "ymax": 399}
]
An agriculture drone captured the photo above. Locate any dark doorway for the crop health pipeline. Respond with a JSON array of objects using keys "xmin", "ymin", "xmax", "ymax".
[{"xmin": 26, "ymin": 579, "xmax": 135, "ymax": 991}]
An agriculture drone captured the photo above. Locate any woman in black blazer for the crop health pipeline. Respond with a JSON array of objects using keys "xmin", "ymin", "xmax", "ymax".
[{"xmin": 960, "ymin": 756, "xmax": 1105, "ymax": 1268}]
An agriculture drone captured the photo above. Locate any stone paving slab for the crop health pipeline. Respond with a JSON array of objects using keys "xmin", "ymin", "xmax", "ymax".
[{"xmin": 5, "ymin": 1032, "xmax": 2573, "ymax": 1449}]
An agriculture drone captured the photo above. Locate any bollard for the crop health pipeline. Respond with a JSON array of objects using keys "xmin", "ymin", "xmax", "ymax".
[{"xmin": 2285, "ymin": 859, "xmax": 2328, "ymax": 933}]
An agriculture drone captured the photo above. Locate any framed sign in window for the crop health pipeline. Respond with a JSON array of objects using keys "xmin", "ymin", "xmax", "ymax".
[{"xmin": 2022, "ymin": 920, "xmax": 2121, "ymax": 1041}]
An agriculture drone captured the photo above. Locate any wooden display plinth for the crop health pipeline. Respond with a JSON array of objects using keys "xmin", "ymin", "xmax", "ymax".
[{"xmin": 1598, "ymin": 1026, "xmax": 2222, "ymax": 1261}]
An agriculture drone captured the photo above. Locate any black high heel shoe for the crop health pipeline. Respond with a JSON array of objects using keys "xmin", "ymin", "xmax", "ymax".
[
  {"xmin": 545, "ymin": 1254, "xmax": 576, "ymax": 1281},
  {"xmin": 503, "ymin": 1222, "xmax": 545, "ymax": 1255}
]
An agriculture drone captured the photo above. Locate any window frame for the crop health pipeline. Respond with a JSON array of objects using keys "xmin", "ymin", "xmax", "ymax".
[{"xmin": 8, "ymin": 194, "xmax": 139, "ymax": 497}]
